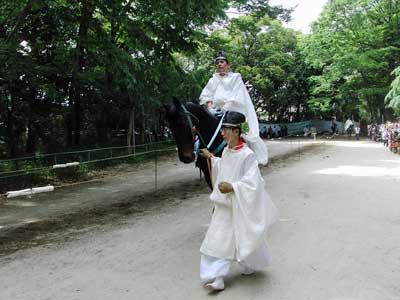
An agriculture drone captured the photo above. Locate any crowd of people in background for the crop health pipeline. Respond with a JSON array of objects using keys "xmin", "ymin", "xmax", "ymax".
[
  {"xmin": 303, "ymin": 125, "xmax": 317, "ymax": 140},
  {"xmin": 260, "ymin": 125, "xmax": 289, "ymax": 139},
  {"xmin": 368, "ymin": 122, "xmax": 400, "ymax": 153},
  {"xmin": 257, "ymin": 119, "xmax": 400, "ymax": 153},
  {"xmin": 254, "ymin": 116, "xmax": 400, "ymax": 158}
]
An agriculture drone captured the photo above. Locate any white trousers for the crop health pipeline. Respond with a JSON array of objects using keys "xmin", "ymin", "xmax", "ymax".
[
  {"xmin": 200, "ymin": 255, "xmax": 231, "ymax": 282},
  {"xmin": 200, "ymin": 240, "xmax": 272, "ymax": 282}
]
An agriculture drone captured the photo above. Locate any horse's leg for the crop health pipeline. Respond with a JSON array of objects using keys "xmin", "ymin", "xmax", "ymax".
[{"xmin": 196, "ymin": 157, "xmax": 213, "ymax": 189}]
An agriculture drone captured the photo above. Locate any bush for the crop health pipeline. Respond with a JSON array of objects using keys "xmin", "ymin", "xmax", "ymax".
[{"xmin": 53, "ymin": 165, "xmax": 86, "ymax": 181}]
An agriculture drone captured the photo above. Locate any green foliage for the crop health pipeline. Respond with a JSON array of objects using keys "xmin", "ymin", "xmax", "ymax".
[
  {"xmin": 221, "ymin": 16, "xmax": 311, "ymax": 121},
  {"xmin": 307, "ymin": 97, "xmax": 332, "ymax": 113},
  {"xmin": 0, "ymin": 0, "xmax": 229, "ymax": 157},
  {"xmin": 385, "ymin": 66, "xmax": 400, "ymax": 112},
  {"xmin": 301, "ymin": 0, "xmax": 400, "ymax": 121},
  {"xmin": 230, "ymin": 0, "xmax": 293, "ymax": 21},
  {"xmin": 240, "ymin": 121, "xmax": 249, "ymax": 133},
  {"xmin": 2, "ymin": 0, "xmax": 399, "ymax": 160}
]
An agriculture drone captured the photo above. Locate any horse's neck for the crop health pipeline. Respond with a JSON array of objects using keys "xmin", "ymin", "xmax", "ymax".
[{"xmin": 189, "ymin": 106, "xmax": 220, "ymax": 144}]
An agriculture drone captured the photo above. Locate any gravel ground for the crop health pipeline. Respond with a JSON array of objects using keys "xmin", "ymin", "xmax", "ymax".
[{"xmin": 1, "ymin": 139, "xmax": 399, "ymax": 300}]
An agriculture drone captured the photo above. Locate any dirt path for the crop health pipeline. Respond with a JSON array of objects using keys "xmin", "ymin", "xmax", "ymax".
[
  {"xmin": 1, "ymin": 139, "xmax": 399, "ymax": 300},
  {"xmin": 0, "ymin": 139, "xmax": 316, "ymax": 256}
]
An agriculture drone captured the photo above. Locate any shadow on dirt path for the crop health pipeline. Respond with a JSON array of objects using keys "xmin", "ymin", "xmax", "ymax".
[{"xmin": 0, "ymin": 141, "xmax": 321, "ymax": 258}]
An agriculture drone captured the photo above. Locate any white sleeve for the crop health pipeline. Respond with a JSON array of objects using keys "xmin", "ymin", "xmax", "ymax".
[
  {"xmin": 222, "ymin": 73, "xmax": 247, "ymax": 114},
  {"xmin": 209, "ymin": 156, "xmax": 232, "ymax": 207},
  {"xmin": 210, "ymin": 156, "xmax": 221, "ymax": 188},
  {"xmin": 199, "ymin": 77, "xmax": 216, "ymax": 105},
  {"xmin": 230, "ymin": 152, "xmax": 278, "ymax": 260}
]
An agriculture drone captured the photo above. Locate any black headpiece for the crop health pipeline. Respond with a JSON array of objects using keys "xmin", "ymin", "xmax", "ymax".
[
  {"xmin": 221, "ymin": 111, "xmax": 245, "ymax": 128},
  {"xmin": 214, "ymin": 50, "xmax": 229, "ymax": 64}
]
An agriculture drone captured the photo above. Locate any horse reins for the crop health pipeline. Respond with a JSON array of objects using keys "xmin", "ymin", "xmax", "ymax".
[
  {"xmin": 180, "ymin": 104, "xmax": 226, "ymax": 156},
  {"xmin": 180, "ymin": 104, "xmax": 227, "ymax": 188},
  {"xmin": 180, "ymin": 104, "xmax": 207, "ymax": 147}
]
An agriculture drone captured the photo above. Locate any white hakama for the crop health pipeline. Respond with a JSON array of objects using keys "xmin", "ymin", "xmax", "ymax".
[{"xmin": 200, "ymin": 241, "xmax": 272, "ymax": 282}]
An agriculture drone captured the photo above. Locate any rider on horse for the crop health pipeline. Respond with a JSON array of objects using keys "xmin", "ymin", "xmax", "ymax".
[{"xmin": 199, "ymin": 50, "xmax": 269, "ymax": 165}]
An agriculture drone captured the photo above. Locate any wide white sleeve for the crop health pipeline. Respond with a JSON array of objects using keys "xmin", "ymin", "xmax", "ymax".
[
  {"xmin": 222, "ymin": 74, "xmax": 247, "ymax": 115},
  {"xmin": 230, "ymin": 153, "xmax": 278, "ymax": 260},
  {"xmin": 209, "ymin": 156, "xmax": 232, "ymax": 207},
  {"xmin": 222, "ymin": 74, "xmax": 259, "ymax": 137},
  {"xmin": 199, "ymin": 76, "xmax": 217, "ymax": 105},
  {"xmin": 233, "ymin": 154, "xmax": 277, "ymax": 226},
  {"xmin": 210, "ymin": 156, "xmax": 221, "ymax": 186}
]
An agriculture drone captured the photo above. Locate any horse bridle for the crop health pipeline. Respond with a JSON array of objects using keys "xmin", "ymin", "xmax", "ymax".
[{"xmin": 180, "ymin": 104, "xmax": 226, "ymax": 157}]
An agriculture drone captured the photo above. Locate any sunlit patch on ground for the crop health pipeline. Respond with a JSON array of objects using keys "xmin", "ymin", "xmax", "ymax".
[
  {"xmin": 21, "ymin": 218, "xmax": 40, "ymax": 224},
  {"xmin": 377, "ymin": 160, "xmax": 400, "ymax": 164},
  {"xmin": 329, "ymin": 298, "xmax": 364, "ymax": 300},
  {"xmin": 4, "ymin": 201, "xmax": 38, "ymax": 207},
  {"xmin": 315, "ymin": 165, "xmax": 400, "ymax": 178},
  {"xmin": 328, "ymin": 140, "xmax": 384, "ymax": 148}
]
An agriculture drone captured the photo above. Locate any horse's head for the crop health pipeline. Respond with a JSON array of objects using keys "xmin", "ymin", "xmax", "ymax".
[{"xmin": 165, "ymin": 98, "xmax": 196, "ymax": 163}]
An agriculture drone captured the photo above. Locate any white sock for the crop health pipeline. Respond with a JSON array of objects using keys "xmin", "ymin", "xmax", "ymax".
[{"xmin": 206, "ymin": 277, "xmax": 225, "ymax": 291}]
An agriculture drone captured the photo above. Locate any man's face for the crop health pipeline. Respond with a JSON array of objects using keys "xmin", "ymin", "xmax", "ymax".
[
  {"xmin": 220, "ymin": 127, "xmax": 233, "ymax": 142},
  {"xmin": 221, "ymin": 127, "xmax": 239, "ymax": 143},
  {"xmin": 215, "ymin": 59, "xmax": 229, "ymax": 74}
]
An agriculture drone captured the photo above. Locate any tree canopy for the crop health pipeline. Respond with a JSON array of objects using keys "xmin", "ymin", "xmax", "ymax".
[
  {"xmin": 1, "ymin": 0, "xmax": 399, "ymax": 158},
  {"xmin": 386, "ymin": 66, "xmax": 400, "ymax": 114},
  {"xmin": 301, "ymin": 0, "xmax": 400, "ymax": 122}
]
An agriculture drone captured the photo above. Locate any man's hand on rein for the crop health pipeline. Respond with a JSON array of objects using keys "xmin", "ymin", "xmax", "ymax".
[
  {"xmin": 218, "ymin": 182, "xmax": 233, "ymax": 194},
  {"xmin": 199, "ymin": 148, "xmax": 212, "ymax": 159}
]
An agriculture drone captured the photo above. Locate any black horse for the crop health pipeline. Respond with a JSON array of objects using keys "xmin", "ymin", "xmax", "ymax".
[
  {"xmin": 346, "ymin": 124, "xmax": 354, "ymax": 139},
  {"xmin": 165, "ymin": 98, "xmax": 225, "ymax": 189}
]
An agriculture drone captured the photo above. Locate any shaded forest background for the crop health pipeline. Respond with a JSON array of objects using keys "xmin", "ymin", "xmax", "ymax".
[{"xmin": 1, "ymin": 0, "xmax": 399, "ymax": 158}]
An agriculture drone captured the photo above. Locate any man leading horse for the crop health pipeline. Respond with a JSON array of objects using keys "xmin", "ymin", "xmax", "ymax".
[{"xmin": 198, "ymin": 111, "xmax": 277, "ymax": 292}]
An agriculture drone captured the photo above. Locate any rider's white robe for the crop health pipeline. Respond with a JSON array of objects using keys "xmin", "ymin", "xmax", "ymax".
[
  {"xmin": 344, "ymin": 119, "xmax": 353, "ymax": 131},
  {"xmin": 200, "ymin": 145, "xmax": 278, "ymax": 278},
  {"xmin": 199, "ymin": 72, "xmax": 269, "ymax": 165}
]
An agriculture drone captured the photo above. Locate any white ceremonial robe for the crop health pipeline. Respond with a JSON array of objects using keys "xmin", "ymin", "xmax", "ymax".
[
  {"xmin": 200, "ymin": 145, "xmax": 278, "ymax": 280},
  {"xmin": 199, "ymin": 72, "xmax": 269, "ymax": 165},
  {"xmin": 344, "ymin": 119, "xmax": 353, "ymax": 131}
]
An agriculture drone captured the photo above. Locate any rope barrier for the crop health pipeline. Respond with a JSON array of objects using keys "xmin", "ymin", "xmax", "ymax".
[
  {"xmin": 0, "ymin": 146, "xmax": 176, "ymax": 178},
  {"xmin": 0, "ymin": 140, "xmax": 174, "ymax": 165},
  {"xmin": 0, "ymin": 147, "xmax": 177, "ymax": 199}
]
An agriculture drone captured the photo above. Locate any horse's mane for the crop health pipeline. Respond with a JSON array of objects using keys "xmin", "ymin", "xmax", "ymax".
[{"xmin": 183, "ymin": 101, "xmax": 218, "ymax": 121}]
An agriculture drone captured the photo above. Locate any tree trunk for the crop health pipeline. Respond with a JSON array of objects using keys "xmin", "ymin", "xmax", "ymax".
[
  {"xmin": 25, "ymin": 119, "xmax": 36, "ymax": 154},
  {"xmin": 127, "ymin": 104, "xmax": 136, "ymax": 153},
  {"xmin": 296, "ymin": 100, "xmax": 302, "ymax": 122},
  {"xmin": 64, "ymin": 112, "xmax": 73, "ymax": 147},
  {"xmin": 141, "ymin": 105, "xmax": 145, "ymax": 144},
  {"xmin": 69, "ymin": 0, "xmax": 94, "ymax": 146},
  {"xmin": 95, "ymin": 111, "xmax": 106, "ymax": 144},
  {"xmin": 71, "ymin": 92, "xmax": 81, "ymax": 146},
  {"xmin": 6, "ymin": 103, "xmax": 16, "ymax": 157},
  {"xmin": 25, "ymin": 86, "xmax": 39, "ymax": 154}
]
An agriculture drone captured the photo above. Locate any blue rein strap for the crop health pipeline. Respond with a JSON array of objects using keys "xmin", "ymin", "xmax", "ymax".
[
  {"xmin": 212, "ymin": 140, "xmax": 226, "ymax": 155},
  {"xmin": 207, "ymin": 112, "xmax": 225, "ymax": 148},
  {"xmin": 208, "ymin": 111, "xmax": 226, "ymax": 155},
  {"xmin": 180, "ymin": 103, "xmax": 226, "ymax": 157}
]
